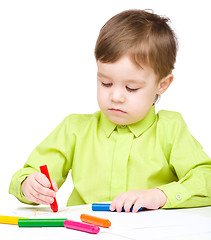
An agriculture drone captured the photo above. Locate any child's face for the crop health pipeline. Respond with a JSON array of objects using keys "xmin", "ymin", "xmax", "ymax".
[{"xmin": 97, "ymin": 55, "xmax": 169, "ymax": 125}]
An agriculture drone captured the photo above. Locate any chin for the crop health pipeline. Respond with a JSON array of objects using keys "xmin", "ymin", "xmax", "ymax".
[{"xmin": 109, "ymin": 116, "xmax": 130, "ymax": 125}]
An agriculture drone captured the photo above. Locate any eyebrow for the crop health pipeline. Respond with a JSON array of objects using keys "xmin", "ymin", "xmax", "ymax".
[
  {"xmin": 126, "ymin": 79, "xmax": 146, "ymax": 85},
  {"xmin": 97, "ymin": 72, "xmax": 146, "ymax": 85},
  {"xmin": 97, "ymin": 72, "xmax": 112, "ymax": 80}
]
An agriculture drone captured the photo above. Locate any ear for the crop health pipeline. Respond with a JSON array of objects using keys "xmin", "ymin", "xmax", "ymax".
[{"xmin": 156, "ymin": 74, "xmax": 174, "ymax": 95}]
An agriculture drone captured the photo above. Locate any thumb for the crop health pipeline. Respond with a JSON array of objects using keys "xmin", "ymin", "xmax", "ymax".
[{"xmin": 51, "ymin": 180, "xmax": 58, "ymax": 192}]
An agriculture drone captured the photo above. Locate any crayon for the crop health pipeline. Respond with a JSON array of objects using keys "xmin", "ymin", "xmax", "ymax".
[
  {"xmin": 92, "ymin": 203, "xmax": 143, "ymax": 212},
  {"xmin": 64, "ymin": 219, "xmax": 100, "ymax": 234},
  {"xmin": 80, "ymin": 214, "xmax": 111, "ymax": 228},
  {"xmin": 18, "ymin": 218, "xmax": 67, "ymax": 227},
  {"xmin": 0, "ymin": 215, "xmax": 28, "ymax": 225},
  {"xmin": 40, "ymin": 165, "xmax": 58, "ymax": 212}
]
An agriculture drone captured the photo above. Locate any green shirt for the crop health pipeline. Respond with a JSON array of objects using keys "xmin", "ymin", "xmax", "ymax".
[{"xmin": 9, "ymin": 106, "xmax": 211, "ymax": 208}]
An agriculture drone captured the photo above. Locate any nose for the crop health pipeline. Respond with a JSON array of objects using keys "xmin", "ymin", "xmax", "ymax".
[{"xmin": 110, "ymin": 87, "xmax": 125, "ymax": 103}]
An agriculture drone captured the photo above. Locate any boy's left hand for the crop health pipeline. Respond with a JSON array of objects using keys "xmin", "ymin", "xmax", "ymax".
[{"xmin": 110, "ymin": 188, "xmax": 167, "ymax": 213}]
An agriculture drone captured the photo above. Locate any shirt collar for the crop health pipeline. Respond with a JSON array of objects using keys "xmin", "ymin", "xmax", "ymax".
[
  {"xmin": 100, "ymin": 105, "xmax": 156, "ymax": 138},
  {"xmin": 100, "ymin": 112, "xmax": 117, "ymax": 137}
]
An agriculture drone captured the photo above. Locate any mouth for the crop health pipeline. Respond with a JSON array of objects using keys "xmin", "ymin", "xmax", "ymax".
[{"xmin": 108, "ymin": 108, "xmax": 127, "ymax": 114}]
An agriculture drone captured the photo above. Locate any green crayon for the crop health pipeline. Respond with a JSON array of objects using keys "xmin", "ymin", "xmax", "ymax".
[{"xmin": 18, "ymin": 218, "xmax": 67, "ymax": 227}]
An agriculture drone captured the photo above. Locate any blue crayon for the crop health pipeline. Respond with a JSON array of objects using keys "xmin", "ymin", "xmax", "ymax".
[{"xmin": 92, "ymin": 203, "xmax": 143, "ymax": 212}]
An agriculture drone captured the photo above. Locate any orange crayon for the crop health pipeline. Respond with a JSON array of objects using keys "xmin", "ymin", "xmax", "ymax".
[{"xmin": 80, "ymin": 214, "xmax": 111, "ymax": 228}]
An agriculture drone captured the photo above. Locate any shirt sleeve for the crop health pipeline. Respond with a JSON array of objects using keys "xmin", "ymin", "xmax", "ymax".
[
  {"xmin": 9, "ymin": 115, "xmax": 76, "ymax": 204},
  {"xmin": 158, "ymin": 113, "xmax": 211, "ymax": 208}
]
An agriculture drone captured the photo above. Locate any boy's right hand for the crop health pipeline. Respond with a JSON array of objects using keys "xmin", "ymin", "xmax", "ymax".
[{"xmin": 21, "ymin": 172, "xmax": 58, "ymax": 205}]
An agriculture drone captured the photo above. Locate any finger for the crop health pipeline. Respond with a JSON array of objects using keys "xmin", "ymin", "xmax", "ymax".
[
  {"xmin": 110, "ymin": 195, "xmax": 121, "ymax": 211},
  {"xmin": 110, "ymin": 195, "xmax": 119, "ymax": 211},
  {"xmin": 132, "ymin": 199, "xmax": 143, "ymax": 213},
  {"xmin": 35, "ymin": 173, "xmax": 51, "ymax": 188},
  {"xmin": 28, "ymin": 191, "xmax": 53, "ymax": 205},
  {"xmin": 34, "ymin": 174, "xmax": 56, "ymax": 197},
  {"xmin": 115, "ymin": 194, "xmax": 127, "ymax": 212},
  {"xmin": 31, "ymin": 184, "xmax": 55, "ymax": 204},
  {"xmin": 109, "ymin": 202, "xmax": 116, "ymax": 212},
  {"xmin": 124, "ymin": 197, "xmax": 136, "ymax": 213},
  {"xmin": 23, "ymin": 182, "xmax": 53, "ymax": 205},
  {"xmin": 31, "ymin": 179, "xmax": 55, "ymax": 198}
]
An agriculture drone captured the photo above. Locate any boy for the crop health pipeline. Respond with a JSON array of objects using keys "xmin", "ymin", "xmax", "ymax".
[{"xmin": 9, "ymin": 10, "xmax": 211, "ymax": 212}]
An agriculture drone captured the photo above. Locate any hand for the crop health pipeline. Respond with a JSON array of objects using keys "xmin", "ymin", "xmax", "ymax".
[
  {"xmin": 110, "ymin": 188, "xmax": 167, "ymax": 213},
  {"xmin": 21, "ymin": 172, "xmax": 58, "ymax": 205}
]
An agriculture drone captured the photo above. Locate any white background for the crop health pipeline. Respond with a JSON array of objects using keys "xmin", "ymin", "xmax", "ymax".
[{"xmin": 0, "ymin": 0, "xmax": 210, "ymax": 209}]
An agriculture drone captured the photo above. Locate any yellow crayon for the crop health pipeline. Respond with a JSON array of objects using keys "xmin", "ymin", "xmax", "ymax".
[{"xmin": 0, "ymin": 215, "xmax": 28, "ymax": 225}]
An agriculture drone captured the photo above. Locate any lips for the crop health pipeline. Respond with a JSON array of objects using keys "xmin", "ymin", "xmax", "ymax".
[{"xmin": 109, "ymin": 108, "xmax": 127, "ymax": 114}]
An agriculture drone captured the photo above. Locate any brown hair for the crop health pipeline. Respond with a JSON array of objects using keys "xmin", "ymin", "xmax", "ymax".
[{"xmin": 95, "ymin": 9, "xmax": 178, "ymax": 80}]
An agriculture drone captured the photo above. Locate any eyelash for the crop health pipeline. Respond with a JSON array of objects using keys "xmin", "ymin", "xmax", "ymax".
[
  {"xmin": 101, "ymin": 82, "xmax": 139, "ymax": 92},
  {"xmin": 101, "ymin": 82, "xmax": 112, "ymax": 87},
  {"xmin": 126, "ymin": 86, "xmax": 139, "ymax": 92}
]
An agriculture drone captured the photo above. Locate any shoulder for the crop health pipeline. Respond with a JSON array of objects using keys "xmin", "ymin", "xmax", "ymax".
[
  {"xmin": 157, "ymin": 109, "xmax": 186, "ymax": 129},
  {"xmin": 157, "ymin": 109, "xmax": 183, "ymax": 122},
  {"xmin": 65, "ymin": 111, "xmax": 99, "ymax": 121},
  {"xmin": 156, "ymin": 110, "xmax": 206, "ymax": 157},
  {"xmin": 63, "ymin": 111, "xmax": 101, "ymax": 133},
  {"xmin": 156, "ymin": 109, "xmax": 188, "ymax": 138}
]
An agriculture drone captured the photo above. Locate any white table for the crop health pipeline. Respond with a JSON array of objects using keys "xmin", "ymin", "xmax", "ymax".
[{"xmin": 1, "ymin": 205, "xmax": 211, "ymax": 240}]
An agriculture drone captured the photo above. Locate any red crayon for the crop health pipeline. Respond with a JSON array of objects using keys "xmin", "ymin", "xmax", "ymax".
[{"xmin": 40, "ymin": 165, "xmax": 58, "ymax": 212}]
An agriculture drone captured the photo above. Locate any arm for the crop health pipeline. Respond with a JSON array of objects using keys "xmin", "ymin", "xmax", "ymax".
[
  {"xmin": 9, "ymin": 115, "xmax": 76, "ymax": 204},
  {"xmin": 158, "ymin": 114, "xmax": 211, "ymax": 208}
]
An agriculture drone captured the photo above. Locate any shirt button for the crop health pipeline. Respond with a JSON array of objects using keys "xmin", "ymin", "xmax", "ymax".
[
  {"xmin": 120, "ymin": 125, "xmax": 126, "ymax": 128},
  {"xmin": 176, "ymin": 193, "xmax": 182, "ymax": 200}
]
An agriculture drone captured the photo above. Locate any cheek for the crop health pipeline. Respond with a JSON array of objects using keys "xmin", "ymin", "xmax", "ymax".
[
  {"xmin": 97, "ymin": 86, "xmax": 106, "ymax": 107},
  {"xmin": 97, "ymin": 88, "xmax": 102, "ymax": 104},
  {"xmin": 142, "ymin": 87, "xmax": 157, "ymax": 99},
  {"xmin": 129, "ymin": 90, "xmax": 155, "ymax": 107}
]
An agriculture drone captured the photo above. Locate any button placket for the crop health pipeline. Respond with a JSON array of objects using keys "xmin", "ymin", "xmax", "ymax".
[{"xmin": 110, "ymin": 126, "xmax": 133, "ymax": 200}]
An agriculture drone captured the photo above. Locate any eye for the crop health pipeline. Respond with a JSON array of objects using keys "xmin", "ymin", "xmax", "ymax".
[
  {"xmin": 126, "ymin": 86, "xmax": 139, "ymax": 92},
  {"xmin": 101, "ymin": 82, "xmax": 112, "ymax": 87}
]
